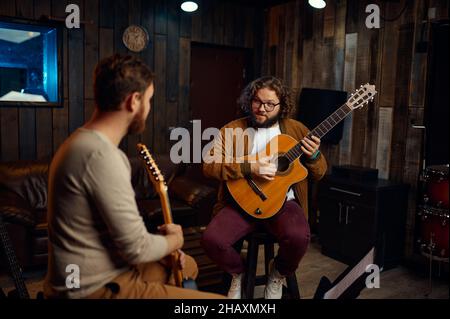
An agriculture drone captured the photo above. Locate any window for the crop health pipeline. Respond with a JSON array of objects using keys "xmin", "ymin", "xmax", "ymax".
[{"xmin": 0, "ymin": 17, "xmax": 62, "ymax": 107}]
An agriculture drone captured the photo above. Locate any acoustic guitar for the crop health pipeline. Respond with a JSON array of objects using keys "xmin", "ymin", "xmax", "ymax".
[
  {"xmin": 137, "ymin": 143, "xmax": 197, "ymax": 290},
  {"xmin": 226, "ymin": 84, "xmax": 378, "ymax": 219}
]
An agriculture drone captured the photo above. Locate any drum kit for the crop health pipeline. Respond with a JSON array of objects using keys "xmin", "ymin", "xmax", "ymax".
[{"xmin": 417, "ymin": 164, "xmax": 449, "ymax": 263}]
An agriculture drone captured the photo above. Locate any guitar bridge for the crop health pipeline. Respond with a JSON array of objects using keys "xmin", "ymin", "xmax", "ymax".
[{"xmin": 245, "ymin": 177, "xmax": 267, "ymax": 201}]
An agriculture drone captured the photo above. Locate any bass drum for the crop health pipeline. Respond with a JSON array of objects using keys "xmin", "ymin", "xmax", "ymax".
[
  {"xmin": 417, "ymin": 205, "xmax": 449, "ymax": 258},
  {"xmin": 423, "ymin": 164, "xmax": 449, "ymax": 209}
]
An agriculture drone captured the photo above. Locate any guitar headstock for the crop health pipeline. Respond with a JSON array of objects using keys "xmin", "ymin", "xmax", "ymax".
[
  {"xmin": 346, "ymin": 84, "xmax": 377, "ymax": 110},
  {"xmin": 136, "ymin": 143, "xmax": 167, "ymax": 195}
]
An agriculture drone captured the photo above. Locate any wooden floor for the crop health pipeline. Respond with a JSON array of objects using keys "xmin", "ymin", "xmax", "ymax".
[
  {"xmin": 1, "ymin": 236, "xmax": 448, "ymax": 299},
  {"xmin": 252, "ymin": 237, "xmax": 449, "ymax": 299}
]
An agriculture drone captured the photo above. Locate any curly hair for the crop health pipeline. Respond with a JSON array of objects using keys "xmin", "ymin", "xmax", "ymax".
[
  {"xmin": 237, "ymin": 76, "xmax": 294, "ymax": 118},
  {"xmin": 94, "ymin": 54, "xmax": 154, "ymax": 111}
]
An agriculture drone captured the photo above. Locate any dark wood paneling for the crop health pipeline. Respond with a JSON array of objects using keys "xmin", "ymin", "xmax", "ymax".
[
  {"xmin": 35, "ymin": 0, "xmax": 53, "ymax": 160},
  {"xmin": 126, "ymin": 0, "xmax": 143, "ymax": 157},
  {"xmin": 155, "ymin": 0, "xmax": 167, "ymax": 35},
  {"xmin": 379, "ymin": 1, "xmax": 401, "ymax": 107},
  {"xmin": 178, "ymin": 37, "xmax": 191, "ymax": 127},
  {"xmin": 84, "ymin": 0, "xmax": 99, "ymax": 123},
  {"xmin": 99, "ymin": 27, "xmax": 114, "ymax": 60},
  {"xmin": 167, "ymin": 0, "xmax": 180, "ymax": 103},
  {"xmin": 84, "ymin": 0, "xmax": 99, "ymax": 101},
  {"xmin": 51, "ymin": 0, "xmax": 69, "ymax": 154},
  {"xmin": 0, "ymin": 0, "xmax": 258, "ymax": 160},
  {"xmin": 323, "ymin": 0, "xmax": 335, "ymax": 38},
  {"xmin": 260, "ymin": 0, "xmax": 448, "ymax": 259},
  {"xmin": 179, "ymin": 3, "xmax": 192, "ymax": 38},
  {"xmin": 16, "ymin": 0, "xmax": 36, "ymax": 160},
  {"xmin": 153, "ymin": 34, "xmax": 167, "ymax": 154},
  {"xmin": 140, "ymin": 0, "xmax": 155, "ymax": 149},
  {"xmin": 99, "ymin": 0, "xmax": 114, "ymax": 28},
  {"xmin": 390, "ymin": 24, "xmax": 415, "ymax": 182},
  {"xmin": 114, "ymin": 0, "xmax": 129, "ymax": 153},
  {"xmin": 345, "ymin": 0, "xmax": 359, "ymax": 34},
  {"xmin": 53, "ymin": 100, "xmax": 69, "ymax": 154},
  {"xmin": 67, "ymin": 0, "xmax": 84, "ymax": 135}
]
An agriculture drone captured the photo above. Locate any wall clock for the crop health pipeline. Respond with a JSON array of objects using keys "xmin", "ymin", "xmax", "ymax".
[{"xmin": 122, "ymin": 25, "xmax": 149, "ymax": 53}]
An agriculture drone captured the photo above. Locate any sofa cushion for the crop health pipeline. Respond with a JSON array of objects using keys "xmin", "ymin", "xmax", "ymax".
[
  {"xmin": 0, "ymin": 160, "xmax": 49, "ymax": 211},
  {"xmin": 0, "ymin": 189, "xmax": 35, "ymax": 226}
]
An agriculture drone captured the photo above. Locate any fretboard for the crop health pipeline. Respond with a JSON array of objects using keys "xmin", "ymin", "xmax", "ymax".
[
  {"xmin": 285, "ymin": 103, "xmax": 353, "ymax": 162},
  {"xmin": 0, "ymin": 217, "xmax": 30, "ymax": 299}
]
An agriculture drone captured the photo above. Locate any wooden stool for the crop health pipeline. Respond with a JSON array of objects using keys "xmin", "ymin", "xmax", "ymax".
[{"xmin": 242, "ymin": 231, "xmax": 301, "ymax": 299}]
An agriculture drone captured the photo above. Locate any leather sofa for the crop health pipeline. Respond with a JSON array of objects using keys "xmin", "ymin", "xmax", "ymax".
[{"xmin": 0, "ymin": 156, "xmax": 217, "ymax": 270}]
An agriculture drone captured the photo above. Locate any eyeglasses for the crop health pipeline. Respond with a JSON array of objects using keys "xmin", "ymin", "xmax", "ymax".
[{"xmin": 251, "ymin": 98, "xmax": 280, "ymax": 112}]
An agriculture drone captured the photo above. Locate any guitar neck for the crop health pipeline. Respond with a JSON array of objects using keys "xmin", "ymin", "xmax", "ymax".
[
  {"xmin": 0, "ymin": 217, "xmax": 30, "ymax": 299},
  {"xmin": 157, "ymin": 189, "xmax": 184, "ymax": 287},
  {"xmin": 158, "ymin": 189, "xmax": 174, "ymax": 225},
  {"xmin": 286, "ymin": 103, "xmax": 353, "ymax": 161},
  {"xmin": 137, "ymin": 143, "xmax": 184, "ymax": 287}
]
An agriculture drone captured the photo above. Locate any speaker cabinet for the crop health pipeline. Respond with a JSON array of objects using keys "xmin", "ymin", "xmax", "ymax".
[{"xmin": 297, "ymin": 88, "xmax": 348, "ymax": 145}]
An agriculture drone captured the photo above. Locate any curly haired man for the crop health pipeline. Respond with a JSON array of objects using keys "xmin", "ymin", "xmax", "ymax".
[{"xmin": 201, "ymin": 76, "xmax": 327, "ymax": 299}]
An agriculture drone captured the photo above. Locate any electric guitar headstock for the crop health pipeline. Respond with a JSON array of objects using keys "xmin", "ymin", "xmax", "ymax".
[
  {"xmin": 346, "ymin": 83, "xmax": 377, "ymax": 110},
  {"xmin": 137, "ymin": 143, "xmax": 167, "ymax": 197}
]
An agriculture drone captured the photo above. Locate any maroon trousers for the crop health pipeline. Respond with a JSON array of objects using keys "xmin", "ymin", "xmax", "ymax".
[{"xmin": 201, "ymin": 200, "xmax": 310, "ymax": 276}]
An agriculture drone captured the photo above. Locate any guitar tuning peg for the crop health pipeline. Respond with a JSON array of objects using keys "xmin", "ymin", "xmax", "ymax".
[{"xmin": 146, "ymin": 161, "xmax": 150, "ymax": 165}]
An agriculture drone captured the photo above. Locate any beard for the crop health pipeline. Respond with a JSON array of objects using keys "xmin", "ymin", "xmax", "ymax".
[
  {"xmin": 127, "ymin": 103, "xmax": 146, "ymax": 135},
  {"xmin": 248, "ymin": 111, "xmax": 281, "ymax": 129}
]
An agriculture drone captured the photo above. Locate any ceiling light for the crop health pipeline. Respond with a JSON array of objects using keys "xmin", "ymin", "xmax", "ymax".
[
  {"xmin": 308, "ymin": 0, "xmax": 326, "ymax": 9},
  {"xmin": 181, "ymin": 1, "xmax": 198, "ymax": 13}
]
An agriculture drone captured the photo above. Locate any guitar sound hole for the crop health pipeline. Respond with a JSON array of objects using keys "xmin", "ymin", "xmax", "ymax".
[{"xmin": 276, "ymin": 156, "xmax": 290, "ymax": 173}]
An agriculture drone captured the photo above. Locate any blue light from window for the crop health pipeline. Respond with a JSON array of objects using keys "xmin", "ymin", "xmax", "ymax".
[{"xmin": 0, "ymin": 20, "xmax": 59, "ymax": 103}]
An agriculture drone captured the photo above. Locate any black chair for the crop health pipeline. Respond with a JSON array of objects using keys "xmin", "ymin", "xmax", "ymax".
[{"xmin": 240, "ymin": 231, "xmax": 301, "ymax": 299}]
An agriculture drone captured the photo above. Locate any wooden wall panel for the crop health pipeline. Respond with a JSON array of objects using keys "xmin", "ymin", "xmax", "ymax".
[
  {"xmin": 403, "ymin": 107, "xmax": 426, "ymax": 257},
  {"xmin": 323, "ymin": 0, "xmax": 335, "ymax": 38},
  {"xmin": 34, "ymin": 0, "xmax": 53, "ymax": 160},
  {"xmin": 67, "ymin": 0, "xmax": 84, "ymax": 137},
  {"xmin": 16, "ymin": 0, "xmax": 36, "ymax": 160},
  {"xmin": 339, "ymin": 33, "xmax": 357, "ymax": 165},
  {"xmin": 389, "ymin": 24, "xmax": 415, "ymax": 182},
  {"xmin": 375, "ymin": 107, "xmax": 393, "ymax": 179},
  {"xmin": 126, "ymin": 0, "xmax": 143, "ymax": 157},
  {"xmin": 140, "ymin": 0, "xmax": 155, "ymax": 150},
  {"xmin": 51, "ymin": 0, "xmax": 69, "ymax": 154},
  {"xmin": 84, "ymin": 0, "xmax": 99, "ymax": 102},
  {"xmin": 260, "ymin": 0, "xmax": 448, "ymax": 259},
  {"xmin": 379, "ymin": 2, "xmax": 401, "ymax": 107},
  {"xmin": 351, "ymin": 2, "xmax": 374, "ymax": 167},
  {"xmin": 153, "ymin": 34, "xmax": 167, "ymax": 154},
  {"xmin": 0, "ymin": 1, "xmax": 259, "ymax": 161},
  {"xmin": 178, "ymin": 37, "xmax": 191, "ymax": 128}
]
